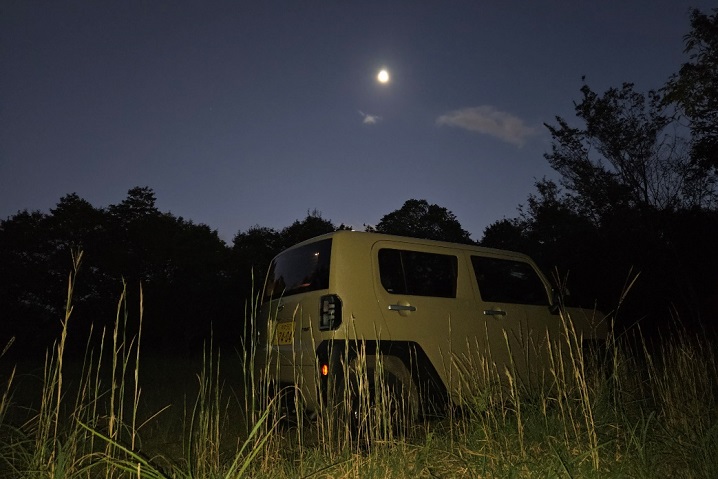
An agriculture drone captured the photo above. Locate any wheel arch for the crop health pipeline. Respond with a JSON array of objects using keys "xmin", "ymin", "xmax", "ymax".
[{"xmin": 315, "ymin": 339, "xmax": 448, "ymax": 418}]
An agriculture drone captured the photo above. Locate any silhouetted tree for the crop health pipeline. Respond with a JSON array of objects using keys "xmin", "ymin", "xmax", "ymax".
[
  {"xmin": 232, "ymin": 226, "xmax": 281, "ymax": 291},
  {"xmin": 483, "ymin": 31, "xmax": 718, "ymax": 331},
  {"xmin": 546, "ymin": 83, "xmax": 715, "ymax": 215},
  {"xmin": 140, "ymin": 216, "xmax": 236, "ymax": 353},
  {"xmin": 545, "ymin": 79, "xmax": 717, "ymax": 323},
  {"xmin": 664, "ymin": 8, "xmax": 718, "ymax": 171},
  {"xmin": 46, "ymin": 194, "xmax": 116, "ymax": 348},
  {"xmin": 480, "ymin": 218, "xmax": 527, "ymax": 252},
  {"xmin": 102, "ymin": 187, "xmax": 237, "ymax": 352},
  {"xmin": 372, "ymin": 199, "xmax": 474, "ymax": 244},
  {"xmin": 49, "ymin": 193, "xmax": 105, "ymax": 249},
  {"xmin": 0, "ymin": 187, "xmax": 241, "ymax": 356},
  {"xmin": 279, "ymin": 210, "xmax": 336, "ymax": 249},
  {"xmin": 108, "ymin": 186, "xmax": 160, "ymax": 225},
  {"xmin": 105, "ymin": 186, "xmax": 163, "ymax": 282},
  {"xmin": 1, "ymin": 194, "xmax": 115, "ymax": 355},
  {"xmin": 0, "ymin": 210, "xmax": 56, "ymax": 352}
]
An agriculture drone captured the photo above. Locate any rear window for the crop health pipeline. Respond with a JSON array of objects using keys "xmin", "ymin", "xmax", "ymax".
[
  {"xmin": 379, "ymin": 248, "xmax": 457, "ymax": 298},
  {"xmin": 471, "ymin": 256, "xmax": 549, "ymax": 305},
  {"xmin": 264, "ymin": 239, "xmax": 332, "ymax": 301}
]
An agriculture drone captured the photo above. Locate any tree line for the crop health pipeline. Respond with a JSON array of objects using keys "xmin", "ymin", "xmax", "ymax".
[
  {"xmin": 1, "ymin": 9, "xmax": 716, "ymax": 356},
  {"xmin": 0, "ymin": 189, "xmax": 470, "ymax": 357}
]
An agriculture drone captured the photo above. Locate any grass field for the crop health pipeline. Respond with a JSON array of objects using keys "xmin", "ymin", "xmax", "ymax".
[{"xmin": 1, "ymin": 255, "xmax": 717, "ymax": 478}]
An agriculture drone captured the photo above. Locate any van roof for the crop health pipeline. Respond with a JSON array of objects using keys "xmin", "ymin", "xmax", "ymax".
[{"xmin": 282, "ymin": 230, "xmax": 532, "ymax": 261}]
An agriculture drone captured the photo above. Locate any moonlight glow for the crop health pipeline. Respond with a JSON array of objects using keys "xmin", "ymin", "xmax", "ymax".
[{"xmin": 377, "ymin": 69, "xmax": 390, "ymax": 83}]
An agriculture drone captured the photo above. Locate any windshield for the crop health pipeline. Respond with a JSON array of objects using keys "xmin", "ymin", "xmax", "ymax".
[{"xmin": 263, "ymin": 238, "xmax": 332, "ymax": 301}]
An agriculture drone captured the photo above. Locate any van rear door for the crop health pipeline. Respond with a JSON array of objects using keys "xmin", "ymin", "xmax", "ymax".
[{"xmin": 258, "ymin": 238, "xmax": 333, "ymax": 396}]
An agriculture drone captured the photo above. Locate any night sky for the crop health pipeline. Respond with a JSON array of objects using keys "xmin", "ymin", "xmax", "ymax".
[{"xmin": 1, "ymin": 1, "xmax": 711, "ymax": 242}]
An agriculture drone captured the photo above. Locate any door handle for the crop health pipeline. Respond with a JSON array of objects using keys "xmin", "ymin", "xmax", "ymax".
[
  {"xmin": 388, "ymin": 304, "xmax": 417, "ymax": 312},
  {"xmin": 483, "ymin": 309, "xmax": 506, "ymax": 317}
]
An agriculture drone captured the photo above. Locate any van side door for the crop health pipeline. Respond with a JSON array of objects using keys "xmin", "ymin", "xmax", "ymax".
[
  {"xmin": 371, "ymin": 242, "xmax": 474, "ymax": 399},
  {"xmin": 466, "ymin": 254, "xmax": 559, "ymax": 390}
]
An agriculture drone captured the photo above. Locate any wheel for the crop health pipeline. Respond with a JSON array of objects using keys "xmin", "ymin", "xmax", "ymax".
[{"xmin": 346, "ymin": 354, "xmax": 419, "ymax": 443}]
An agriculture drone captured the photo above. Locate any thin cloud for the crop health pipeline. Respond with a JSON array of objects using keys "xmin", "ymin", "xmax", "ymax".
[
  {"xmin": 359, "ymin": 110, "xmax": 381, "ymax": 125},
  {"xmin": 436, "ymin": 106, "xmax": 537, "ymax": 147}
]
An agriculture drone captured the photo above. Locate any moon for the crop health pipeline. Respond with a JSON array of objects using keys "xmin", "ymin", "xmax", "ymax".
[{"xmin": 377, "ymin": 69, "xmax": 390, "ymax": 84}]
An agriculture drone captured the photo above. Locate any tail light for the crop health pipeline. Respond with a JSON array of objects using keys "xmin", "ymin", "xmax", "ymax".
[{"xmin": 319, "ymin": 294, "xmax": 342, "ymax": 331}]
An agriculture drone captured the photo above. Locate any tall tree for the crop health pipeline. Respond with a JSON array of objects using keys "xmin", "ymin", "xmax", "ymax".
[
  {"xmin": 279, "ymin": 210, "xmax": 336, "ymax": 249},
  {"xmin": 107, "ymin": 186, "xmax": 160, "ymax": 225},
  {"xmin": 485, "ymin": 67, "xmax": 718, "ymax": 329},
  {"xmin": 49, "ymin": 193, "xmax": 105, "ymax": 249},
  {"xmin": 480, "ymin": 218, "xmax": 527, "ymax": 253},
  {"xmin": 664, "ymin": 8, "xmax": 718, "ymax": 171},
  {"xmin": 372, "ymin": 199, "xmax": 474, "ymax": 244},
  {"xmin": 1, "ymin": 195, "xmax": 113, "ymax": 355},
  {"xmin": 1, "ymin": 187, "xmax": 241, "ymax": 356},
  {"xmin": 0, "ymin": 210, "xmax": 57, "ymax": 352},
  {"xmin": 105, "ymin": 186, "xmax": 164, "ymax": 283},
  {"xmin": 47, "ymin": 194, "xmax": 115, "ymax": 343},
  {"xmin": 232, "ymin": 225, "xmax": 282, "ymax": 292},
  {"xmin": 545, "ymin": 82, "xmax": 715, "ymax": 216}
]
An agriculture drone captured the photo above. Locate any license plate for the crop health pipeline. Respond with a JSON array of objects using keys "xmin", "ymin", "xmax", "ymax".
[{"xmin": 273, "ymin": 321, "xmax": 294, "ymax": 345}]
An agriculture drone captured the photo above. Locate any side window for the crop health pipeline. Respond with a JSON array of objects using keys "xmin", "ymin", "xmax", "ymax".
[
  {"xmin": 471, "ymin": 256, "xmax": 549, "ymax": 306},
  {"xmin": 379, "ymin": 249, "xmax": 457, "ymax": 298}
]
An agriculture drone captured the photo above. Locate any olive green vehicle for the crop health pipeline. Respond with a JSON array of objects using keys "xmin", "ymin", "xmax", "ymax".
[{"xmin": 254, "ymin": 230, "xmax": 606, "ymax": 423}]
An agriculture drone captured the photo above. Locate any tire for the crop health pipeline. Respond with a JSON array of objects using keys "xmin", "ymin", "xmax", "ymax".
[{"xmin": 346, "ymin": 354, "xmax": 419, "ymax": 443}]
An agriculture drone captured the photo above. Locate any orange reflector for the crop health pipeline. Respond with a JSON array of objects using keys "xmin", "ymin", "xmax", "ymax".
[{"xmin": 321, "ymin": 364, "xmax": 329, "ymax": 376}]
